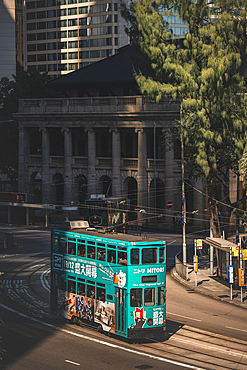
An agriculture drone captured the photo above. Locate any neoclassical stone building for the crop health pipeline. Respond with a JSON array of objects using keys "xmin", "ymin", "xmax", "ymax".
[{"xmin": 15, "ymin": 46, "xmax": 205, "ymax": 225}]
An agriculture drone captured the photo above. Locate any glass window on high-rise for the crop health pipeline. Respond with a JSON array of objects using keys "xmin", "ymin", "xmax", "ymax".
[{"xmin": 25, "ymin": 0, "xmax": 129, "ymax": 76}]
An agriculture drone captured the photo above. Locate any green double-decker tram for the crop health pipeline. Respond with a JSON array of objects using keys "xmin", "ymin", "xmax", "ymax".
[{"xmin": 50, "ymin": 227, "xmax": 166, "ymax": 339}]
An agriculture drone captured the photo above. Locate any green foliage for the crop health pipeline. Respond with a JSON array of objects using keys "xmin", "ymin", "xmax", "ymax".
[
  {"xmin": 239, "ymin": 152, "xmax": 247, "ymax": 189},
  {"xmin": 0, "ymin": 68, "xmax": 62, "ymax": 187},
  {"xmin": 121, "ymin": 0, "xmax": 247, "ymax": 236}
]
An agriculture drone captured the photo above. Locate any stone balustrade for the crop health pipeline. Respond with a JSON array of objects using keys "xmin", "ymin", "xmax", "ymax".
[{"xmin": 18, "ymin": 96, "xmax": 179, "ymax": 114}]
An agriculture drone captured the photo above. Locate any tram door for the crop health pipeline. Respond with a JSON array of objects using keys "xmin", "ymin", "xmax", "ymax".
[{"xmin": 115, "ymin": 287, "xmax": 126, "ymax": 334}]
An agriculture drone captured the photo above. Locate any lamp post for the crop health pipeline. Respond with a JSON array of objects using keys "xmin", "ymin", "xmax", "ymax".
[
  {"xmin": 181, "ymin": 106, "xmax": 187, "ymax": 265},
  {"xmin": 154, "ymin": 121, "xmax": 157, "ymax": 228}
]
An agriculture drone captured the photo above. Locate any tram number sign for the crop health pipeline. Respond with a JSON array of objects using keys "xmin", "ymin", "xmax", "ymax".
[
  {"xmin": 134, "ymin": 206, "xmax": 141, "ymax": 212},
  {"xmin": 167, "ymin": 201, "xmax": 173, "ymax": 209}
]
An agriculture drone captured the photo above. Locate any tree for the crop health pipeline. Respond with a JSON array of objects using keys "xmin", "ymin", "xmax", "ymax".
[
  {"xmin": 121, "ymin": 0, "xmax": 247, "ymax": 237},
  {"xmin": 0, "ymin": 68, "xmax": 62, "ymax": 189}
]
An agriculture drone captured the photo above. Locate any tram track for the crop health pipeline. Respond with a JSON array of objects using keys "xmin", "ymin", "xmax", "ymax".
[
  {"xmin": 2, "ymin": 252, "xmax": 247, "ymax": 370},
  {"xmin": 7, "ymin": 257, "xmax": 51, "ymax": 315},
  {"xmin": 54, "ymin": 317, "xmax": 247, "ymax": 370},
  {"xmin": 140, "ymin": 323, "xmax": 247, "ymax": 370}
]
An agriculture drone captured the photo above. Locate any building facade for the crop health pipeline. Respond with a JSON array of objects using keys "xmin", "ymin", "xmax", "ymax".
[
  {"xmin": 15, "ymin": 97, "xmax": 205, "ymax": 226},
  {"xmin": 24, "ymin": 0, "xmax": 129, "ymax": 78},
  {"xmin": 14, "ymin": 47, "xmax": 205, "ymax": 226},
  {"xmin": 0, "ymin": 0, "xmax": 17, "ymax": 79}
]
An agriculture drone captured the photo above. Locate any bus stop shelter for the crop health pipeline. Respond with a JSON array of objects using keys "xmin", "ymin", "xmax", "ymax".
[{"xmin": 204, "ymin": 237, "xmax": 244, "ymax": 283}]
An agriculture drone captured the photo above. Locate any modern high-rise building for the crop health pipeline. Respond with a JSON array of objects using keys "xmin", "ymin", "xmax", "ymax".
[
  {"xmin": 0, "ymin": 0, "xmax": 17, "ymax": 79},
  {"xmin": 24, "ymin": 0, "xmax": 129, "ymax": 78}
]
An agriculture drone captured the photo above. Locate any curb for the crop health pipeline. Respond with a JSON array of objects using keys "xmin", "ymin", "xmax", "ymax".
[{"xmin": 170, "ymin": 267, "xmax": 247, "ymax": 310}]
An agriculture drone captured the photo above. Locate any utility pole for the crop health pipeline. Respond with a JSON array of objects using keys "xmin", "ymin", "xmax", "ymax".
[
  {"xmin": 181, "ymin": 105, "xmax": 187, "ymax": 265},
  {"xmin": 154, "ymin": 121, "xmax": 157, "ymax": 228}
]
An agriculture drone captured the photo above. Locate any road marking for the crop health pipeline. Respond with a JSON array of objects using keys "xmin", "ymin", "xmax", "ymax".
[
  {"xmin": 167, "ymin": 312, "xmax": 201, "ymax": 322},
  {"xmin": 170, "ymin": 336, "xmax": 247, "ymax": 358},
  {"xmin": 167, "ymin": 240, "xmax": 176, "ymax": 245},
  {"xmin": 41, "ymin": 269, "xmax": 50, "ymax": 293},
  {"xmin": 226, "ymin": 326, "xmax": 247, "ymax": 333},
  {"xmin": 30, "ymin": 264, "xmax": 46, "ymax": 269},
  {"xmin": 0, "ymin": 303, "xmax": 205, "ymax": 370},
  {"xmin": 65, "ymin": 360, "xmax": 80, "ymax": 366}
]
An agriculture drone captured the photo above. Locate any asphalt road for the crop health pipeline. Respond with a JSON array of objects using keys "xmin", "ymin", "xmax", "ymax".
[{"xmin": 0, "ymin": 226, "xmax": 247, "ymax": 370}]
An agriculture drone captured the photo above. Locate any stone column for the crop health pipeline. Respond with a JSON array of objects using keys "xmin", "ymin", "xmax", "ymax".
[
  {"xmin": 40, "ymin": 128, "xmax": 50, "ymax": 204},
  {"xmin": 165, "ymin": 145, "xmax": 175, "ymax": 224},
  {"xmin": 111, "ymin": 128, "xmax": 121, "ymax": 197},
  {"xmin": 63, "ymin": 128, "xmax": 73, "ymax": 205},
  {"xmin": 86, "ymin": 128, "xmax": 96, "ymax": 197},
  {"xmin": 18, "ymin": 127, "xmax": 29, "ymax": 193},
  {"xmin": 135, "ymin": 128, "xmax": 148, "ymax": 209}
]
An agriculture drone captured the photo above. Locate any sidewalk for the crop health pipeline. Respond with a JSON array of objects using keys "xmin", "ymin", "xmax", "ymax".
[{"xmin": 171, "ymin": 255, "xmax": 247, "ymax": 309}]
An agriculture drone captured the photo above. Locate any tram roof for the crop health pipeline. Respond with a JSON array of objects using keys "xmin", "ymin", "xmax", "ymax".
[{"xmin": 53, "ymin": 228, "xmax": 165, "ymax": 245}]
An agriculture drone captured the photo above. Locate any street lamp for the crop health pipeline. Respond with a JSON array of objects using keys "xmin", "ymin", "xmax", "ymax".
[
  {"xmin": 181, "ymin": 106, "xmax": 187, "ymax": 265},
  {"xmin": 154, "ymin": 121, "xmax": 157, "ymax": 228}
]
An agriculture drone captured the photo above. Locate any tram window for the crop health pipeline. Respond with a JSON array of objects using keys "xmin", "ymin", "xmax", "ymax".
[
  {"xmin": 96, "ymin": 287, "xmax": 105, "ymax": 301},
  {"xmin": 130, "ymin": 288, "xmax": 142, "ymax": 307},
  {"xmin": 107, "ymin": 249, "xmax": 116, "ymax": 264},
  {"xmin": 68, "ymin": 240, "xmax": 76, "ymax": 255},
  {"xmin": 59, "ymin": 237, "xmax": 67, "ymax": 253},
  {"xmin": 59, "ymin": 277, "xmax": 66, "ymax": 291},
  {"xmin": 97, "ymin": 282, "xmax": 105, "ymax": 287},
  {"xmin": 144, "ymin": 288, "xmax": 155, "ymax": 306},
  {"xmin": 87, "ymin": 284, "xmax": 95, "ymax": 299},
  {"xmin": 142, "ymin": 248, "xmax": 157, "ymax": 264},
  {"xmin": 118, "ymin": 251, "xmax": 127, "ymax": 265},
  {"xmin": 68, "ymin": 280, "xmax": 76, "ymax": 294},
  {"xmin": 52, "ymin": 236, "xmax": 59, "ymax": 251},
  {"xmin": 97, "ymin": 247, "xmax": 106, "ymax": 261},
  {"xmin": 159, "ymin": 247, "xmax": 165, "ymax": 263},
  {"xmin": 98, "ymin": 243, "xmax": 105, "ymax": 247},
  {"xmin": 88, "ymin": 240, "xmax": 95, "ymax": 245},
  {"xmin": 157, "ymin": 286, "xmax": 165, "ymax": 305},
  {"xmin": 107, "ymin": 244, "xmax": 116, "ymax": 249},
  {"xmin": 131, "ymin": 249, "xmax": 139, "ymax": 265},
  {"xmin": 87, "ymin": 245, "xmax": 95, "ymax": 259},
  {"xmin": 77, "ymin": 282, "xmax": 85, "ymax": 296},
  {"xmin": 77, "ymin": 241, "xmax": 85, "ymax": 257}
]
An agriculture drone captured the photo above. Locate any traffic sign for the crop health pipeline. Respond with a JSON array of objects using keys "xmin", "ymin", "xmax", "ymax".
[
  {"xmin": 167, "ymin": 201, "xmax": 173, "ymax": 209},
  {"xmin": 193, "ymin": 255, "xmax": 198, "ymax": 272},
  {"xmin": 228, "ymin": 265, "xmax": 234, "ymax": 284},
  {"xmin": 134, "ymin": 206, "xmax": 141, "ymax": 212}
]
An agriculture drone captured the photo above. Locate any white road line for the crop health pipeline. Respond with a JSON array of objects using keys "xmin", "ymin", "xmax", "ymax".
[
  {"xmin": 226, "ymin": 326, "xmax": 247, "ymax": 333},
  {"xmin": 0, "ymin": 303, "xmax": 205, "ymax": 370},
  {"xmin": 170, "ymin": 336, "xmax": 247, "ymax": 358},
  {"xmin": 30, "ymin": 264, "xmax": 46, "ymax": 269},
  {"xmin": 167, "ymin": 240, "xmax": 176, "ymax": 245},
  {"xmin": 41, "ymin": 269, "xmax": 50, "ymax": 292},
  {"xmin": 65, "ymin": 360, "xmax": 80, "ymax": 366},
  {"xmin": 167, "ymin": 312, "xmax": 201, "ymax": 322}
]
